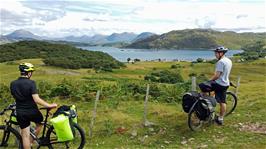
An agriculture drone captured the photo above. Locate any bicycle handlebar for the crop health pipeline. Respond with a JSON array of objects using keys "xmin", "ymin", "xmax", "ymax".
[
  {"xmin": 230, "ymin": 82, "xmax": 237, "ymax": 88},
  {"xmin": 40, "ymin": 107, "xmax": 55, "ymax": 111},
  {"xmin": 0, "ymin": 103, "xmax": 16, "ymax": 115},
  {"xmin": 0, "ymin": 103, "xmax": 56, "ymax": 116}
]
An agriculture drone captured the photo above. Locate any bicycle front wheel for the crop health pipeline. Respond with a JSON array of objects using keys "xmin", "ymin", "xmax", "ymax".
[
  {"xmin": 225, "ymin": 92, "xmax": 237, "ymax": 116},
  {"xmin": 0, "ymin": 125, "xmax": 23, "ymax": 149},
  {"xmin": 47, "ymin": 123, "xmax": 85, "ymax": 149}
]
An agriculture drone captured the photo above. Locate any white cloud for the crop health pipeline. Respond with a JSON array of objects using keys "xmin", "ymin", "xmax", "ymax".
[
  {"xmin": 0, "ymin": 0, "xmax": 33, "ymax": 13},
  {"xmin": 0, "ymin": 0, "xmax": 265, "ymax": 37}
]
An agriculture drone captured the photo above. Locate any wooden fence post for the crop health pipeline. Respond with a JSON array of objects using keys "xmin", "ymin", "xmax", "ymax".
[
  {"xmin": 143, "ymin": 84, "xmax": 154, "ymax": 126},
  {"xmin": 235, "ymin": 76, "xmax": 241, "ymax": 96},
  {"xmin": 89, "ymin": 90, "xmax": 101, "ymax": 138},
  {"xmin": 191, "ymin": 76, "xmax": 197, "ymax": 91}
]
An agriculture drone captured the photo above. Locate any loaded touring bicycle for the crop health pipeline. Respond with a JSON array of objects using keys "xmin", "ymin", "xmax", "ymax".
[
  {"xmin": 0, "ymin": 103, "xmax": 85, "ymax": 149},
  {"xmin": 182, "ymin": 81, "xmax": 238, "ymax": 131}
]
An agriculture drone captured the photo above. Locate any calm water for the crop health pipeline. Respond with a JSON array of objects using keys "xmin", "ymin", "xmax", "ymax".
[{"xmin": 79, "ymin": 46, "xmax": 243, "ymax": 62}]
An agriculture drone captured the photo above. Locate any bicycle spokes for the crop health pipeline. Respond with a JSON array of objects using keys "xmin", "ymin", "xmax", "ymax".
[{"xmin": 0, "ymin": 127, "xmax": 21, "ymax": 148}]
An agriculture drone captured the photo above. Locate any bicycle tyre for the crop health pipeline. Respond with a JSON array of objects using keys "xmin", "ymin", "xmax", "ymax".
[
  {"xmin": 188, "ymin": 101, "xmax": 203, "ymax": 131},
  {"xmin": 0, "ymin": 125, "xmax": 23, "ymax": 149},
  {"xmin": 224, "ymin": 91, "xmax": 237, "ymax": 116},
  {"xmin": 46, "ymin": 123, "xmax": 85, "ymax": 149}
]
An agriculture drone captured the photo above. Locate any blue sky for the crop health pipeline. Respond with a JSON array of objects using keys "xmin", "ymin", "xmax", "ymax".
[{"xmin": 1, "ymin": 0, "xmax": 265, "ymax": 37}]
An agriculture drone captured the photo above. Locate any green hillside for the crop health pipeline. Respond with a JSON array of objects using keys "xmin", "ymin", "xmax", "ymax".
[
  {"xmin": 126, "ymin": 29, "xmax": 266, "ymax": 49},
  {"xmin": 0, "ymin": 58, "xmax": 265, "ymax": 148},
  {"xmin": 0, "ymin": 40, "xmax": 124, "ymax": 70}
]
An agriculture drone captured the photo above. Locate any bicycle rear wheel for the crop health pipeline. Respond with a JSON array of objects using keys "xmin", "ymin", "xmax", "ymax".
[
  {"xmin": 188, "ymin": 101, "xmax": 203, "ymax": 131},
  {"xmin": 47, "ymin": 123, "xmax": 85, "ymax": 149},
  {"xmin": 0, "ymin": 125, "xmax": 23, "ymax": 149},
  {"xmin": 224, "ymin": 92, "xmax": 237, "ymax": 116}
]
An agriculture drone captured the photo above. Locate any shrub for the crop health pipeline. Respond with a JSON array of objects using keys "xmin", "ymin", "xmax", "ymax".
[
  {"xmin": 196, "ymin": 58, "xmax": 204, "ymax": 63},
  {"xmin": 0, "ymin": 40, "xmax": 125, "ymax": 69},
  {"xmin": 144, "ymin": 70, "xmax": 184, "ymax": 84},
  {"xmin": 170, "ymin": 64, "xmax": 177, "ymax": 69},
  {"xmin": 188, "ymin": 73, "xmax": 208, "ymax": 85},
  {"xmin": 37, "ymin": 80, "xmax": 52, "ymax": 99},
  {"xmin": 126, "ymin": 83, "xmax": 146, "ymax": 95},
  {"xmin": 189, "ymin": 73, "xmax": 197, "ymax": 77},
  {"xmin": 0, "ymin": 83, "xmax": 12, "ymax": 105},
  {"xmin": 236, "ymin": 40, "xmax": 266, "ymax": 61},
  {"xmin": 207, "ymin": 59, "xmax": 217, "ymax": 64},
  {"xmin": 134, "ymin": 58, "xmax": 141, "ymax": 62},
  {"xmin": 50, "ymin": 81, "xmax": 73, "ymax": 98}
]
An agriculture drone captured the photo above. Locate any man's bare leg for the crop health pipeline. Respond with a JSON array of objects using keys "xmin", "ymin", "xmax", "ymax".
[{"xmin": 21, "ymin": 126, "xmax": 31, "ymax": 149}]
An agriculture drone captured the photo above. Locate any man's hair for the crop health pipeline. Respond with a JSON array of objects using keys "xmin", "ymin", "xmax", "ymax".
[{"xmin": 20, "ymin": 71, "xmax": 29, "ymax": 76}]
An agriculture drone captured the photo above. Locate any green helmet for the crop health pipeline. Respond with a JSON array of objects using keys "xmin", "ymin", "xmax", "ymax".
[{"xmin": 19, "ymin": 62, "xmax": 35, "ymax": 72}]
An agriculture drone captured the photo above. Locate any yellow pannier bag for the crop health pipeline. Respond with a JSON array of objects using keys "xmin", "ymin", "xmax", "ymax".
[{"xmin": 50, "ymin": 114, "xmax": 74, "ymax": 142}]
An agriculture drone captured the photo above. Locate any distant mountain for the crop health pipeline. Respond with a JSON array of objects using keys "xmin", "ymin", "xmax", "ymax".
[
  {"xmin": 3, "ymin": 29, "xmax": 266, "ymax": 49},
  {"xmin": 63, "ymin": 35, "xmax": 93, "ymax": 43},
  {"xmin": 133, "ymin": 32, "xmax": 156, "ymax": 42},
  {"xmin": 54, "ymin": 34, "xmax": 108, "ymax": 45},
  {"xmin": 61, "ymin": 32, "xmax": 137, "ymax": 44},
  {"xmin": 2, "ymin": 30, "xmax": 155, "ymax": 46},
  {"xmin": 106, "ymin": 32, "xmax": 138, "ymax": 43},
  {"xmin": 126, "ymin": 34, "xmax": 160, "ymax": 49},
  {"xmin": 126, "ymin": 29, "xmax": 266, "ymax": 49},
  {"xmin": 0, "ymin": 35, "xmax": 14, "ymax": 44},
  {"xmin": 102, "ymin": 42, "xmax": 130, "ymax": 48},
  {"xmin": 5, "ymin": 29, "xmax": 41, "ymax": 40},
  {"xmin": 89, "ymin": 34, "xmax": 108, "ymax": 43}
]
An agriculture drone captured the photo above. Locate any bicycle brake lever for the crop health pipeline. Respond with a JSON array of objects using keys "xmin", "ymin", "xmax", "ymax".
[{"xmin": 230, "ymin": 82, "xmax": 237, "ymax": 88}]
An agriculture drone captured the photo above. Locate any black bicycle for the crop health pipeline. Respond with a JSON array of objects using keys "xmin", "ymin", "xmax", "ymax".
[
  {"xmin": 188, "ymin": 83, "xmax": 238, "ymax": 131},
  {"xmin": 0, "ymin": 103, "xmax": 85, "ymax": 149}
]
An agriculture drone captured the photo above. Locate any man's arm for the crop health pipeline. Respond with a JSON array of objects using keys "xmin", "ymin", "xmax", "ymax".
[
  {"xmin": 32, "ymin": 94, "xmax": 57, "ymax": 108},
  {"xmin": 210, "ymin": 71, "xmax": 222, "ymax": 81}
]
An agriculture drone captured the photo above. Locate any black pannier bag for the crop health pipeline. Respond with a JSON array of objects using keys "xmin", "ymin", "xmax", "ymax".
[
  {"xmin": 196, "ymin": 96, "xmax": 217, "ymax": 120},
  {"xmin": 53, "ymin": 105, "xmax": 77, "ymax": 120},
  {"xmin": 182, "ymin": 91, "xmax": 201, "ymax": 113}
]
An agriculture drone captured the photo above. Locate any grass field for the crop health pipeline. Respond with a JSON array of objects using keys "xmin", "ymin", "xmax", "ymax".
[{"xmin": 0, "ymin": 58, "xmax": 266, "ymax": 148}]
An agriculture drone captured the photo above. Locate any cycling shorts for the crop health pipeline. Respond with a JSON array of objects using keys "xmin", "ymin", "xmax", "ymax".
[
  {"xmin": 16, "ymin": 109, "xmax": 43, "ymax": 129},
  {"xmin": 199, "ymin": 80, "xmax": 229, "ymax": 103}
]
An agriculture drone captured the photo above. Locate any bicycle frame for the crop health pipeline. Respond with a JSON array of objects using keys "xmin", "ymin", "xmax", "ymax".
[
  {"xmin": 31, "ymin": 108, "xmax": 53, "ymax": 147},
  {"xmin": 0, "ymin": 105, "xmax": 54, "ymax": 147}
]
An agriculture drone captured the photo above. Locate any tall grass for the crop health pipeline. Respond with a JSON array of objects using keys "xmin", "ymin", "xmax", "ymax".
[{"xmin": 0, "ymin": 58, "xmax": 265, "ymax": 148}]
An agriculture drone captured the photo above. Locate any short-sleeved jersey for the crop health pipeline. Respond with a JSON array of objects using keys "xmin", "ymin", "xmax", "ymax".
[
  {"xmin": 10, "ymin": 77, "xmax": 38, "ymax": 112},
  {"xmin": 215, "ymin": 56, "xmax": 232, "ymax": 86}
]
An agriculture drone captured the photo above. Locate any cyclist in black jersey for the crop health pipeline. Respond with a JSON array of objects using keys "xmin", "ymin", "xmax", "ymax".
[{"xmin": 10, "ymin": 62, "xmax": 57, "ymax": 149}]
